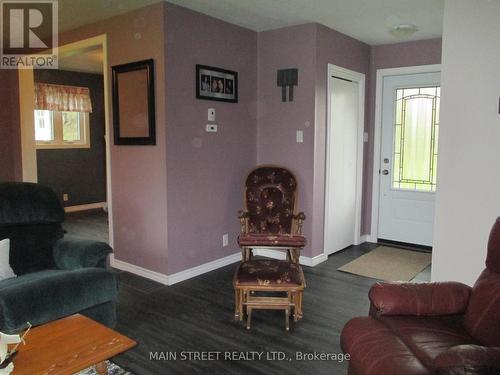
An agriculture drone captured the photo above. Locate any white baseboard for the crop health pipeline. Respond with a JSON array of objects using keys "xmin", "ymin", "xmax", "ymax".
[
  {"xmin": 252, "ymin": 249, "xmax": 328, "ymax": 267},
  {"xmin": 167, "ymin": 252, "xmax": 241, "ymax": 285},
  {"xmin": 109, "ymin": 252, "xmax": 241, "ymax": 286},
  {"xmin": 65, "ymin": 202, "xmax": 107, "ymax": 213},
  {"xmin": 109, "ymin": 254, "xmax": 170, "ymax": 285},
  {"xmin": 110, "ymin": 246, "xmax": 329, "ymax": 288}
]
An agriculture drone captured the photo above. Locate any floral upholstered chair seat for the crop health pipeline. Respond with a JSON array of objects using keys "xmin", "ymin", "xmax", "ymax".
[{"xmin": 235, "ymin": 260, "xmax": 304, "ymax": 287}]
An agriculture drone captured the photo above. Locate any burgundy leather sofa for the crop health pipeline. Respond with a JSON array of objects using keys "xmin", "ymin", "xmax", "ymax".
[{"xmin": 341, "ymin": 218, "xmax": 500, "ymax": 375}]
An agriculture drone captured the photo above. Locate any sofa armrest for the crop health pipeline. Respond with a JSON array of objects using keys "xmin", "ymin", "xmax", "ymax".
[
  {"xmin": 369, "ymin": 281, "xmax": 471, "ymax": 317},
  {"xmin": 0, "ymin": 268, "xmax": 117, "ymax": 333},
  {"xmin": 434, "ymin": 345, "xmax": 500, "ymax": 375},
  {"xmin": 53, "ymin": 237, "xmax": 112, "ymax": 270}
]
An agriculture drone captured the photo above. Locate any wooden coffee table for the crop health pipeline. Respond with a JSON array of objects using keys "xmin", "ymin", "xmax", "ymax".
[{"xmin": 12, "ymin": 314, "xmax": 136, "ymax": 375}]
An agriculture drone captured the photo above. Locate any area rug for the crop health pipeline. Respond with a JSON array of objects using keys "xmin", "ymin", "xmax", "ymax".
[
  {"xmin": 337, "ymin": 246, "xmax": 432, "ymax": 282},
  {"xmin": 76, "ymin": 361, "xmax": 133, "ymax": 375}
]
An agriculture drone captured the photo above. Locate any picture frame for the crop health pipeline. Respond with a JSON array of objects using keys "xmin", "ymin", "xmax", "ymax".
[
  {"xmin": 196, "ymin": 64, "xmax": 238, "ymax": 103},
  {"xmin": 112, "ymin": 59, "xmax": 156, "ymax": 145}
]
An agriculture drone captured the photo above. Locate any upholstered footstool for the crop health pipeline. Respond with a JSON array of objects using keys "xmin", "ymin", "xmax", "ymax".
[{"xmin": 233, "ymin": 259, "xmax": 306, "ymax": 331}]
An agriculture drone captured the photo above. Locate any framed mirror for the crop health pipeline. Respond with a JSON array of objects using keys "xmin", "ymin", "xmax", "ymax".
[{"xmin": 112, "ymin": 59, "xmax": 156, "ymax": 145}]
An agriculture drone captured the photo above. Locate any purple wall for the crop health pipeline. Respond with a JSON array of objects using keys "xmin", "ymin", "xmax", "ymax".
[
  {"xmin": 0, "ymin": 70, "xmax": 22, "ymax": 182},
  {"xmin": 164, "ymin": 3, "xmax": 258, "ymax": 273},
  {"xmin": 362, "ymin": 39, "xmax": 442, "ymax": 233},
  {"xmin": 257, "ymin": 24, "xmax": 317, "ymax": 257},
  {"xmin": 257, "ymin": 24, "xmax": 370, "ymax": 257},
  {"xmin": 61, "ymin": 3, "xmax": 170, "ymax": 273}
]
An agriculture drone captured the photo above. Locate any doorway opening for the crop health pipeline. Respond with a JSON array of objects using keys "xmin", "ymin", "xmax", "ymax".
[
  {"xmin": 371, "ymin": 65, "xmax": 441, "ymax": 248},
  {"xmin": 324, "ymin": 64, "xmax": 365, "ymax": 255},
  {"xmin": 18, "ymin": 35, "xmax": 113, "ymax": 245}
]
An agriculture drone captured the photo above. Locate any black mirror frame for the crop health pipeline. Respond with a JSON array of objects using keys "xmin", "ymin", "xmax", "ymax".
[{"xmin": 112, "ymin": 59, "xmax": 156, "ymax": 145}]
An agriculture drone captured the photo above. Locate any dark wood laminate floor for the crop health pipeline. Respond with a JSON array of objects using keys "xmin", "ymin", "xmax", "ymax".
[
  {"xmin": 63, "ymin": 209, "xmax": 109, "ymax": 243},
  {"xmin": 110, "ymin": 244, "xmax": 431, "ymax": 375}
]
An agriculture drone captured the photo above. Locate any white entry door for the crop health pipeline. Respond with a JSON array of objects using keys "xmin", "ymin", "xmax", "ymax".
[
  {"xmin": 378, "ymin": 72, "xmax": 440, "ymax": 247},
  {"xmin": 325, "ymin": 76, "xmax": 360, "ymax": 254}
]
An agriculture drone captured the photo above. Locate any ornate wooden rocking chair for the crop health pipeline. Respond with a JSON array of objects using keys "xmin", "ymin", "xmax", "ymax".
[{"xmin": 233, "ymin": 165, "xmax": 307, "ymax": 330}]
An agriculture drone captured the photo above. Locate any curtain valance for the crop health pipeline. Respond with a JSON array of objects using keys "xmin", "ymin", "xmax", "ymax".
[{"xmin": 34, "ymin": 83, "xmax": 93, "ymax": 113}]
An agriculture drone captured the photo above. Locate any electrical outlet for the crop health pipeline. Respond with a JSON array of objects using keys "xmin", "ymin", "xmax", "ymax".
[
  {"xmin": 63, "ymin": 193, "xmax": 69, "ymax": 202},
  {"xmin": 222, "ymin": 234, "xmax": 229, "ymax": 247},
  {"xmin": 206, "ymin": 124, "xmax": 218, "ymax": 132}
]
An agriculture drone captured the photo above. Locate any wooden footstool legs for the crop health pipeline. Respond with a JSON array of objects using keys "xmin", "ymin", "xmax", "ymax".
[
  {"xmin": 234, "ymin": 288, "xmax": 303, "ymax": 331},
  {"xmin": 233, "ymin": 260, "xmax": 306, "ymax": 330}
]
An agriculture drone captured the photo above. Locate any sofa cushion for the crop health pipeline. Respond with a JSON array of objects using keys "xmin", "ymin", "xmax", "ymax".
[
  {"xmin": 464, "ymin": 268, "xmax": 500, "ymax": 346},
  {"xmin": 434, "ymin": 345, "xmax": 500, "ymax": 375},
  {"xmin": 341, "ymin": 317, "xmax": 429, "ymax": 375},
  {"xmin": 235, "ymin": 260, "xmax": 304, "ymax": 287},
  {"xmin": 0, "ymin": 268, "xmax": 118, "ymax": 333},
  {"xmin": 238, "ymin": 233, "xmax": 306, "ymax": 247},
  {"xmin": 0, "ymin": 224, "xmax": 63, "ymax": 275},
  {"xmin": 379, "ymin": 316, "xmax": 479, "ymax": 370}
]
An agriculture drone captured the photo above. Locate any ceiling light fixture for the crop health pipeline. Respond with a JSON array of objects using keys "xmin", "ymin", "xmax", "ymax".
[{"xmin": 389, "ymin": 24, "xmax": 418, "ymax": 39}]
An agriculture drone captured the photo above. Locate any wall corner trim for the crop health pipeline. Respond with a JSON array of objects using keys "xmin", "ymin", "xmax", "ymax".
[{"xmin": 109, "ymin": 252, "xmax": 241, "ymax": 286}]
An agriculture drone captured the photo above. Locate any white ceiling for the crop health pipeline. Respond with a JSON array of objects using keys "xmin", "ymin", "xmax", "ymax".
[{"xmin": 59, "ymin": 0, "xmax": 444, "ymax": 45}]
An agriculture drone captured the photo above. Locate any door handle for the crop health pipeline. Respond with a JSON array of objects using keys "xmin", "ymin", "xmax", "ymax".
[{"xmin": 382, "ymin": 170, "xmax": 389, "ymax": 175}]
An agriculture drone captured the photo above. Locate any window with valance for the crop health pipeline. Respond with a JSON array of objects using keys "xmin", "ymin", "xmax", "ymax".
[{"xmin": 34, "ymin": 83, "xmax": 93, "ymax": 149}]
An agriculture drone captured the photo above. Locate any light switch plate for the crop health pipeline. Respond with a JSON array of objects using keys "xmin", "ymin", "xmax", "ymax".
[
  {"xmin": 222, "ymin": 234, "xmax": 228, "ymax": 247},
  {"xmin": 206, "ymin": 124, "xmax": 217, "ymax": 132},
  {"xmin": 363, "ymin": 132, "xmax": 369, "ymax": 142},
  {"xmin": 208, "ymin": 108, "xmax": 215, "ymax": 121},
  {"xmin": 296, "ymin": 130, "xmax": 303, "ymax": 143}
]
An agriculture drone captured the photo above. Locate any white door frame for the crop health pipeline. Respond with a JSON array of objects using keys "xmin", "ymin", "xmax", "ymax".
[
  {"xmin": 324, "ymin": 64, "xmax": 365, "ymax": 255},
  {"xmin": 369, "ymin": 64, "xmax": 441, "ymax": 243},
  {"xmin": 18, "ymin": 35, "xmax": 114, "ymax": 248}
]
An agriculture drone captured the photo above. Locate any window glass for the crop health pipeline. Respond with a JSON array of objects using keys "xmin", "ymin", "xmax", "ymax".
[
  {"xmin": 62, "ymin": 112, "xmax": 81, "ymax": 142},
  {"xmin": 392, "ymin": 86, "xmax": 440, "ymax": 192},
  {"xmin": 34, "ymin": 110, "xmax": 53, "ymax": 141}
]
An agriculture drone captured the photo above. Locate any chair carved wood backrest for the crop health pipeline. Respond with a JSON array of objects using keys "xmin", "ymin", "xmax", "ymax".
[{"xmin": 238, "ymin": 166, "xmax": 304, "ymax": 236}]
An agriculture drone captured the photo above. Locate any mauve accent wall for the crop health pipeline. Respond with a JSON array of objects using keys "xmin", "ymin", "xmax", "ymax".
[
  {"xmin": 257, "ymin": 23, "xmax": 370, "ymax": 257},
  {"xmin": 164, "ymin": 3, "xmax": 257, "ymax": 274},
  {"xmin": 362, "ymin": 38, "xmax": 442, "ymax": 233},
  {"xmin": 0, "ymin": 70, "xmax": 22, "ymax": 182},
  {"xmin": 257, "ymin": 24, "xmax": 317, "ymax": 257},
  {"xmin": 60, "ymin": 3, "xmax": 169, "ymax": 274},
  {"xmin": 34, "ymin": 70, "xmax": 106, "ymax": 207}
]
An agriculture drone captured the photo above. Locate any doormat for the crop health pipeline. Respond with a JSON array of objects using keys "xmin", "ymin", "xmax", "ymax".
[{"xmin": 337, "ymin": 246, "xmax": 431, "ymax": 282}]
